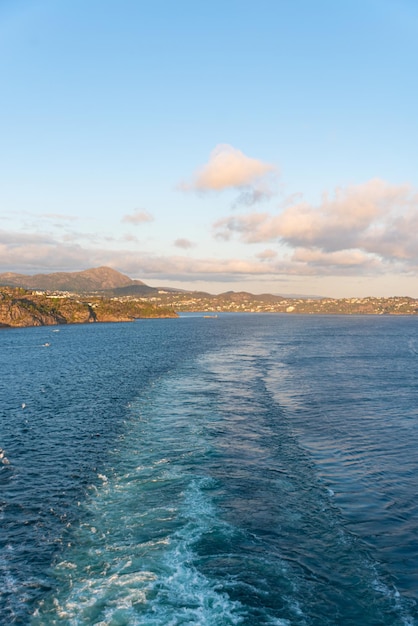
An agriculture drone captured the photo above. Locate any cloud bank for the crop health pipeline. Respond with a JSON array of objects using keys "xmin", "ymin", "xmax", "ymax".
[
  {"xmin": 0, "ymin": 231, "xmax": 281, "ymax": 281},
  {"xmin": 214, "ymin": 178, "xmax": 418, "ymax": 273},
  {"xmin": 2, "ymin": 176, "xmax": 418, "ymax": 295}
]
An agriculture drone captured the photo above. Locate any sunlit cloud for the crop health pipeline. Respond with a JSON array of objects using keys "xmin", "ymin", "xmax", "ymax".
[
  {"xmin": 213, "ymin": 178, "xmax": 418, "ymax": 272},
  {"xmin": 179, "ymin": 144, "xmax": 277, "ymax": 194},
  {"xmin": 291, "ymin": 248, "xmax": 381, "ymax": 271},
  {"xmin": 0, "ymin": 228, "xmax": 388, "ymax": 283},
  {"xmin": 2, "ymin": 172, "xmax": 418, "ymax": 286},
  {"xmin": 256, "ymin": 248, "xmax": 278, "ymax": 261},
  {"xmin": 174, "ymin": 238, "xmax": 195, "ymax": 249},
  {"xmin": 0, "ymin": 238, "xmax": 91, "ymax": 272},
  {"xmin": 115, "ymin": 254, "xmax": 286, "ymax": 282},
  {"xmin": 0, "ymin": 229, "xmax": 287, "ymax": 280},
  {"xmin": 122, "ymin": 209, "xmax": 154, "ymax": 224}
]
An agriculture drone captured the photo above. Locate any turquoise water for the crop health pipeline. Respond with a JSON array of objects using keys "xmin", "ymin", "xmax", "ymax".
[{"xmin": 1, "ymin": 314, "xmax": 418, "ymax": 624}]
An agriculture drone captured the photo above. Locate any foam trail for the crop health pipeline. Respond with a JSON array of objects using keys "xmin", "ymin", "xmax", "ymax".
[{"xmin": 31, "ymin": 379, "xmax": 245, "ymax": 626}]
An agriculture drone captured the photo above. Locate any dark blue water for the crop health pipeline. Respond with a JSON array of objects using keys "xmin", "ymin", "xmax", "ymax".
[{"xmin": 1, "ymin": 314, "xmax": 418, "ymax": 625}]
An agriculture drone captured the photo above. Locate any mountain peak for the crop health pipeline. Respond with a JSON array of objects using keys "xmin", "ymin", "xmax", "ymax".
[{"xmin": 0, "ymin": 267, "xmax": 146, "ymax": 292}]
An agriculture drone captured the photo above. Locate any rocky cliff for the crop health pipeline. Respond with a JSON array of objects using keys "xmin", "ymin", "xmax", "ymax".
[{"xmin": 0, "ymin": 287, "xmax": 177, "ymax": 328}]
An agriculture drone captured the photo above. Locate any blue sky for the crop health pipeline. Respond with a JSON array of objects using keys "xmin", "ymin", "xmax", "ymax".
[{"xmin": 1, "ymin": 0, "xmax": 418, "ymax": 296}]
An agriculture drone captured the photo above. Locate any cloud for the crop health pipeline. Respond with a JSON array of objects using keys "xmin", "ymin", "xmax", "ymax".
[
  {"xmin": 0, "ymin": 230, "xmax": 56, "ymax": 245},
  {"xmin": 0, "ymin": 228, "xmax": 291, "ymax": 281},
  {"xmin": 179, "ymin": 144, "xmax": 277, "ymax": 193},
  {"xmin": 174, "ymin": 238, "xmax": 195, "ymax": 249},
  {"xmin": 214, "ymin": 212, "xmax": 269, "ymax": 241},
  {"xmin": 0, "ymin": 235, "xmax": 92, "ymax": 272},
  {"xmin": 272, "ymin": 179, "xmax": 410, "ymax": 251},
  {"xmin": 4, "ymin": 211, "xmax": 78, "ymax": 222},
  {"xmin": 122, "ymin": 209, "xmax": 154, "ymax": 224},
  {"xmin": 256, "ymin": 248, "xmax": 278, "ymax": 261},
  {"xmin": 2, "ymin": 173, "xmax": 418, "ymax": 286},
  {"xmin": 123, "ymin": 233, "xmax": 139, "ymax": 242},
  {"xmin": 39, "ymin": 213, "xmax": 78, "ymax": 221},
  {"xmin": 231, "ymin": 188, "xmax": 273, "ymax": 208},
  {"xmin": 213, "ymin": 178, "xmax": 418, "ymax": 272},
  {"xmin": 291, "ymin": 248, "xmax": 382, "ymax": 272},
  {"xmin": 116, "ymin": 254, "xmax": 288, "ymax": 282}
]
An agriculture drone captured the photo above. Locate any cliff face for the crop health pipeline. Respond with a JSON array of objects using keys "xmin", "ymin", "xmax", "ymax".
[
  {"xmin": 0, "ymin": 287, "xmax": 177, "ymax": 328},
  {"xmin": 0, "ymin": 299, "xmax": 65, "ymax": 327}
]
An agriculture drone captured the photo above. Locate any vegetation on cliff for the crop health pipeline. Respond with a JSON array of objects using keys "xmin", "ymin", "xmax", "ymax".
[{"xmin": 0, "ymin": 287, "xmax": 177, "ymax": 328}]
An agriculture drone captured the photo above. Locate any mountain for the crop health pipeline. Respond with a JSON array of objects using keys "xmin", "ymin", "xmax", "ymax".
[{"xmin": 0, "ymin": 266, "xmax": 148, "ymax": 293}]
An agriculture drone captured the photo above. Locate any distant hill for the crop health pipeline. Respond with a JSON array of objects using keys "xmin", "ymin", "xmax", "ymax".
[
  {"xmin": 217, "ymin": 291, "xmax": 284, "ymax": 303},
  {"xmin": 0, "ymin": 266, "xmax": 149, "ymax": 293},
  {"xmin": 108, "ymin": 283, "xmax": 158, "ymax": 297}
]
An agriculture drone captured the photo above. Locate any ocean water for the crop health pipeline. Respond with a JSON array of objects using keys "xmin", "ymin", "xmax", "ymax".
[{"xmin": 1, "ymin": 313, "xmax": 418, "ymax": 625}]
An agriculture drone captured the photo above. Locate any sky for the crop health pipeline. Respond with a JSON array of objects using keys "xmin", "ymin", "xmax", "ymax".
[{"xmin": 1, "ymin": 0, "xmax": 418, "ymax": 297}]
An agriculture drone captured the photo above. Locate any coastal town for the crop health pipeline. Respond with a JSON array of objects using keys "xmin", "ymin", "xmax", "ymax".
[
  {"xmin": 2, "ymin": 285, "xmax": 418, "ymax": 328},
  {"xmin": 125, "ymin": 290, "xmax": 418, "ymax": 316},
  {"xmin": 1, "ymin": 267, "xmax": 418, "ymax": 327}
]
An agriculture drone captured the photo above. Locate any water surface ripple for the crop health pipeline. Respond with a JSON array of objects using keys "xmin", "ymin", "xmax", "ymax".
[{"xmin": 1, "ymin": 314, "xmax": 418, "ymax": 625}]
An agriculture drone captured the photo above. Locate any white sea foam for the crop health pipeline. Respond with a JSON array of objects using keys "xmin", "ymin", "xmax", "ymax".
[
  {"xmin": 371, "ymin": 576, "xmax": 416, "ymax": 626},
  {"xmin": 32, "ymin": 442, "xmax": 243, "ymax": 625}
]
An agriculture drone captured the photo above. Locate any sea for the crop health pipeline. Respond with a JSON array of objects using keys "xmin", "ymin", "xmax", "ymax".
[{"xmin": 1, "ymin": 313, "xmax": 418, "ymax": 625}]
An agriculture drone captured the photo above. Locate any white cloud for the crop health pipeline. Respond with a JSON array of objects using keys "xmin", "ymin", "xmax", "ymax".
[
  {"xmin": 122, "ymin": 209, "xmax": 154, "ymax": 224},
  {"xmin": 179, "ymin": 144, "xmax": 277, "ymax": 193}
]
